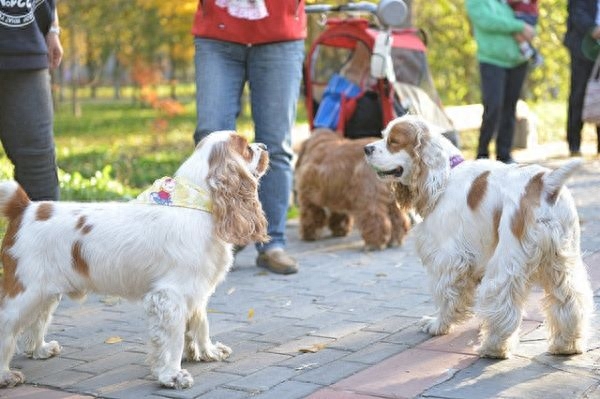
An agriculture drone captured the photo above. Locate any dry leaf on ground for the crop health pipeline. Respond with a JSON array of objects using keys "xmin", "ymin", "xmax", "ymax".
[{"xmin": 105, "ymin": 336, "xmax": 122, "ymax": 344}]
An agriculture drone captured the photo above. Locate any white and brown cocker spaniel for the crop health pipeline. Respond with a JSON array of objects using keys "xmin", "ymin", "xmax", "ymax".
[
  {"xmin": 295, "ymin": 129, "xmax": 411, "ymax": 250},
  {"xmin": 0, "ymin": 131, "xmax": 269, "ymax": 389},
  {"xmin": 364, "ymin": 115, "xmax": 593, "ymax": 358}
]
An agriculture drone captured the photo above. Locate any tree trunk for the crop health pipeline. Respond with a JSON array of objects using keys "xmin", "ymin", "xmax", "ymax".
[{"xmin": 69, "ymin": 24, "xmax": 81, "ymax": 117}]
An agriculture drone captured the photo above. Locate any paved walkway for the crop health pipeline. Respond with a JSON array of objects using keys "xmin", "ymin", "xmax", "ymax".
[{"xmin": 2, "ymin": 145, "xmax": 600, "ymax": 399}]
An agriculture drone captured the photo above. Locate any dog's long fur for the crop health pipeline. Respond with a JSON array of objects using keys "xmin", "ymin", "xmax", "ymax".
[
  {"xmin": 0, "ymin": 131, "xmax": 269, "ymax": 389},
  {"xmin": 295, "ymin": 129, "xmax": 411, "ymax": 250},
  {"xmin": 364, "ymin": 115, "xmax": 594, "ymax": 358}
]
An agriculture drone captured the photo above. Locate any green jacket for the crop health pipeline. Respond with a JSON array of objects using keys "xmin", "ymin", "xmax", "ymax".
[{"xmin": 466, "ymin": 0, "xmax": 528, "ymax": 68}]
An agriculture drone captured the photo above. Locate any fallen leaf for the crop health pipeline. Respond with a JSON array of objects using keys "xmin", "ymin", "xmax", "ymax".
[
  {"xmin": 299, "ymin": 343, "xmax": 327, "ymax": 353},
  {"xmin": 104, "ymin": 336, "xmax": 122, "ymax": 344},
  {"xmin": 248, "ymin": 308, "xmax": 255, "ymax": 320}
]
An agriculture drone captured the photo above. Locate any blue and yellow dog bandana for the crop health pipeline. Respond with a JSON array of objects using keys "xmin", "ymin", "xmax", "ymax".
[{"xmin": 133, "ymin": 176, "xmax": 212, "ymax": 212}]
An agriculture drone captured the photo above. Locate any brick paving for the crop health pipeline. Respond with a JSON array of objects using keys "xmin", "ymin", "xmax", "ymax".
[{"xmin": 1, "ymin": 146, "xmax": 600, "ymax": 399}]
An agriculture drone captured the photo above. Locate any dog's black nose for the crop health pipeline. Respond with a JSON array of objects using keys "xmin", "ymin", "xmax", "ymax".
[{"xmin": 364, "ymin": 145, "xmax": 374, "ymax": 156}]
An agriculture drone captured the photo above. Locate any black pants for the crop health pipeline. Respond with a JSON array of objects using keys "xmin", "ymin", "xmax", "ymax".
[
  {"xmin": 477, "ymin": 62, "xmax": 529, "ymax": 161},
  {"xmin": 0, "ymin": 69, "xmax": 59, "ymax": 200},
  {"xmin": 567, "ymin": 49, "xmax": 600, "ymax": 153}
]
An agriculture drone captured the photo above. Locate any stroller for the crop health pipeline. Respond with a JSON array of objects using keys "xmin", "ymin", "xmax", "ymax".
[{"xmin": 305, "ymin": 1, "xmax": 459, "ymax": 146}]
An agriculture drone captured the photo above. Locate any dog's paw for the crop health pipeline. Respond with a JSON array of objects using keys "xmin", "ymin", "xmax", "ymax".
[
  {"xmin": 0, "ymin": 370, "xmax": 25, "ymax": 388},
  {"xmin": 386, "ymin": 239, "xmax": 402, "ymax": 248},
  {"xmin": 300, "ymin": 229, "xmax": 320, "ymax": 241},
  {"xmin": 198, "ymin": 341, "xmax": 232, "ymax": 362},
  {"xmin": 548, "ymin": 339, "xmax": 585, "ymax": 356},
  {"xmin": 419, "ymin": 316, "xmax": 451, "ymax": 335},
  {"xmin": 28, "ymin": 340, "xmax": 62, "ymax": 359},
  {"xmin": 158, "ymin": 369, "xmax": 194, "ymax": 389},
  {"xmin": 476, "ymin": 345, "xmax": 510, "ymax": 359},
  {"xmin": 159, "ymin": 368, "xmax": 194, "ymax": 390}
]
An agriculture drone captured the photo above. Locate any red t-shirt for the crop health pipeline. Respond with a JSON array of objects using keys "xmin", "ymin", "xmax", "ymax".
[{"xmin": 192, "ymin": 0, "xmax": 307, "ymax": 45}]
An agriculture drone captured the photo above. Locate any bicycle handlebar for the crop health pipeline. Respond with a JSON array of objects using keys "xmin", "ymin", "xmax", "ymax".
[{"xmin": 305, "ymin": 2, "xmax": 377, "ymax": 15}]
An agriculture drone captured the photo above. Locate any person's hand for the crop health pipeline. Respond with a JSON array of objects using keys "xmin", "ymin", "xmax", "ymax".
[
  {"xmin": 46, "ymin": 32, "xmax": 63, "ymax": 70},
  {"xmin": 521, "ymin": 23, "xmax": 535, "ymax": 42},
  {"xmin": 592, "ymin": 26, "xmax": 600, "ymax": 40}
]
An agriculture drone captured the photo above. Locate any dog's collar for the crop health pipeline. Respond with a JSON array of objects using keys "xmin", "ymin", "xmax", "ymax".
[
  {"xmin": 133, "ymin": 176, "xmax": 212, "ymax": 213},
  {"xmin": 449, "ymin": 155, "xmax": 464, "ymax": 169}
]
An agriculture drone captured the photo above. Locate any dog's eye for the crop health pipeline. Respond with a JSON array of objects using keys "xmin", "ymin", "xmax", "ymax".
[{"xmin": 243, "ymin": 146, "xmax": 254, "ymax": 161}]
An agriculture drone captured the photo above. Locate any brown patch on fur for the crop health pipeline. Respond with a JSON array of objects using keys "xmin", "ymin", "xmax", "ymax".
[
  {"xmin": 228, "ymin": 133, "xmax": 252, "ymax": 162},
  {"xmin": 467, "ymin": 171, "xmax": 491, "ymax": 210},
  {"xmin": 75, "ymin": 215, "xmax": 93, "ymax": 234},
  {"xmin": 1, "ymin": 245, "xmax": 24, "ymax": 300},
  {"xmin": 257, "ymin": 150, "xmax": 269, "ymax": 175},
  {"xmin": 71, "ymin": 241, "xmax": 90, "ymax": 277},
  {"xmin": 511, "ymin": 172, "xmax": 544, "ymax": 240},
  {"xmin": 208, "ymin": 139, "xmax": 269, "ymax": 245},
  {"xmin": 386, "ymin": 121, "xmax": 417, "ymax": 155},
  {"xmin": 492, "ymin": 208, "xmax": 502, "ymax": 250},
  {"xmin": 2, "ymin": 185, "xmax": 30, "ymax": 220},
  {"xmin": 36, "ymin": 202, "xmax": 53, "ymax": 221},
  {"xmin": 76, "ymin": 215, "xmax": 86, "ymax": 230},
  {"xmin": 1, "ymin": 186, "xmax": 30, "ymax": 299},
  {"xmin": 388, "ymin": 119, "xmax": 433, "ymax": 216}
]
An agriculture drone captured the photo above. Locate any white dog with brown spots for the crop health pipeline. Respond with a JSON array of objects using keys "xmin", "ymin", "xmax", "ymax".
[
  {"xmin": 0, "ymin": 131, "xmax": 269, "ymax": 389},
  {"xmin": 364, "ymin": 115, "xmax": 593, "ymax": 358}
]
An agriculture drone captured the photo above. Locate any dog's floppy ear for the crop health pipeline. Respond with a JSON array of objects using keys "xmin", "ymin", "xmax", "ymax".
[
  {"xmin": 207, "ymin": 142, "xmax": 269, "ymax": 246},
  {"xmin": 393, "ymin": 184, "xmax": 413, "ymax": 210}
]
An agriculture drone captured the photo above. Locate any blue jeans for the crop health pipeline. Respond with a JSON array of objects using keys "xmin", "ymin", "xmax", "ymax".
[
  {"xmin": 194, "ymin": 38, "xmax": 305, "ymax": 252},
  {"xmin": 477, "ymin": 61, "xmax": 528, "ymax": 161}
]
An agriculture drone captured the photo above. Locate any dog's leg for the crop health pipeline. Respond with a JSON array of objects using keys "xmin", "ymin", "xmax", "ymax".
[
  {"xmin": 420, "ymin": 256, "xmax": 477, "ymax": 335},
  {"xmin": 0, "ymin": 289, "xmax": 53, "ymax": 387},
  {"xmin": 0, "ymin": 315, "xmax": 23, "ymax": 388},
  {"xmin": 540, "ymin": 256, "xmax": 593, "ymax": 355},
  {"xmin": 185, "ymin": 306, "xmax": 231, "ymax": 362},
  {"xmin": 144, "ymin": 289, "xmax": 193, "ymax": 389},
  {"xmin": 328, "ymin": 212, "xmax": 353, "ymax": 237},
  {"xmin": 299, "ymin": 202, "xmax": 327, "ymax": 241},
  {"xmin": 21, "ymin": 294, "xmax": 62, "ymax": 360},
  {"xmin": 476, "ymin": 257, "xmax": 529, "ymax": 359},
  {"xmin": 356, "ymin": 209, "xmax": 390, "ymax": 251}
]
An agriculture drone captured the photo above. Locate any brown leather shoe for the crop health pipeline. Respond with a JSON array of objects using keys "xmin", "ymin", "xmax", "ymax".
[{"xmin": 256, "ymin": 249, "xmax": 298, "ymax": 275}]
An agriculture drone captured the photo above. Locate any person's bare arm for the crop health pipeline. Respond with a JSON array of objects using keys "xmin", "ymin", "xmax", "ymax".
[{"xmin": 46, "ymin": 7, "xmax": 63, "ymax": 70}]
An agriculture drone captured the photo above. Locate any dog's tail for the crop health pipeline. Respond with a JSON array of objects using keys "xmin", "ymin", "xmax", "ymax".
[
  {"xmin": 0, "ymin": 181, "xmax": 29, "ymax": 218},
  {"xmin": 543, "ymin": 159, "xmax": 583, "ymax": 202}
]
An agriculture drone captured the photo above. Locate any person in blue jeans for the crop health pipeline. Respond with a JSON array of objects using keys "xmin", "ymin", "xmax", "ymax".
[{"xmin": 192, "ymin": 1, "xmax": 306, "ymax": 274}]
